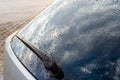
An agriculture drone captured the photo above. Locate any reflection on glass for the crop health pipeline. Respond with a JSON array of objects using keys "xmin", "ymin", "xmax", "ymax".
[{"xmin": 11, "ymin": 0, "xmax": 120, "ymax": 80}]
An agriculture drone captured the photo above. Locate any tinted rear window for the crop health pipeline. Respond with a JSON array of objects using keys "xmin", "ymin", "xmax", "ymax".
[{"xmin": 11, "ymin": 0, "xmax": 120, "ymax": 80}]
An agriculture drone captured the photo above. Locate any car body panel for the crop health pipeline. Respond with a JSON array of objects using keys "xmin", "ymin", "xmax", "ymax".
[{"xmin": 4, "ymin": 31, "xmax": 36, "ymax": 80}]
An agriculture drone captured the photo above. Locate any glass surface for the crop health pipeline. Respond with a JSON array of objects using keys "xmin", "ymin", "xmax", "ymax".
[{"xmin": 11, "ymin": 0, "xmax": 120, "ymax": 80}]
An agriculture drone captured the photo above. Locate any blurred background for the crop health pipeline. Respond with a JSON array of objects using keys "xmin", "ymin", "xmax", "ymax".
[{"xmin": 0, "ymin": 0, "xmax": 54, "ymax": 79}]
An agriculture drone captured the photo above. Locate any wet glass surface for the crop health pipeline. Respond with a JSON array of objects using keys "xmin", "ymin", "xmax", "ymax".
[{"xmin": 11, "ymin": 0, "xmax": 120, "ymax": 80}]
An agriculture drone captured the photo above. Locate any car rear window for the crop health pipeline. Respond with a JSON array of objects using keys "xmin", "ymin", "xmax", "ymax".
[{"xmin": 11, "ymin": 0, "xmax": 120, "ymax": 80}]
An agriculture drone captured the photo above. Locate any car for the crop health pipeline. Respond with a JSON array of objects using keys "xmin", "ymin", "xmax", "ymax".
[{"xmin": 4, "ymin": 0, "xmax": 120, "ymax": 80}]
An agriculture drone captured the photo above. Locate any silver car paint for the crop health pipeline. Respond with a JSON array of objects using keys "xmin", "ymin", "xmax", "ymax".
[{"xmin": 4, "ymin": 31, "xmax": 36, "ymax": 80}]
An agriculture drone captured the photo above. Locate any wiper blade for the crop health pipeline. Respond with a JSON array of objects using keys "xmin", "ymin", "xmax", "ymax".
[{"xmin": 16, "ymin": 35, "xmax": 64, "ymax": 79}]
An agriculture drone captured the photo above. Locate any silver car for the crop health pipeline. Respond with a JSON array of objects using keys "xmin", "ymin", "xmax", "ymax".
[{"xmin": 4, "ymin": 0, "xmax": 120, "ymax": 80}]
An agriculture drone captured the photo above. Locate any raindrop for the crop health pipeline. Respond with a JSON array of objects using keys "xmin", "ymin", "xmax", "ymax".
[{"xmin": 66, "ymin": 43, "xmax": 70, "ymax": 47}]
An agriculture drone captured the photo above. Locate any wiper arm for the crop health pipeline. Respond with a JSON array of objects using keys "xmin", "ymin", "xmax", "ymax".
[{"xmin": 16, "ymin": 35, "xmax": 64, "ymax": 79}]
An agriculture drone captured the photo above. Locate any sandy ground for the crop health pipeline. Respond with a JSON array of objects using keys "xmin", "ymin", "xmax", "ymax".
[{"xmin": 0, "ymin": 0, "xmax": 54, "ymax": 76}]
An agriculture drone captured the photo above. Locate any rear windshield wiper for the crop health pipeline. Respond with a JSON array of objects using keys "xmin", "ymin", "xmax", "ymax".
[{"xmin": 16, "ymin": 35, "xmax": 64, "ymax": 79}]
